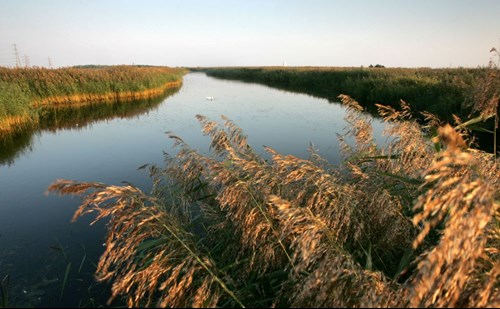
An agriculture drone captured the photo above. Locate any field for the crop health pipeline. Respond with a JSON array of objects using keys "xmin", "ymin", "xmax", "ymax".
[{"xmin": 0, "ymin": 65, "xmax": 186, "ymax": 138}]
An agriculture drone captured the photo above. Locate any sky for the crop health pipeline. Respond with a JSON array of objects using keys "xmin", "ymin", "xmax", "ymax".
[{"xmin": 0, "ymin": 0, "xmax": 499, "ymax": 68}]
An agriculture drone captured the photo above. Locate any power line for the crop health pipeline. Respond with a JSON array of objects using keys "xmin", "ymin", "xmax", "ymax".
[
  {"xmin": 23, "ymin": 54, "xmax": 30, "ymax": 68},
  {"xmin": 12, "ymin": 44, "xmax": 21, "ymax": 67}
]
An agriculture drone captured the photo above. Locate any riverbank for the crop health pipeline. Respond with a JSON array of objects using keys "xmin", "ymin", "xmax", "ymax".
[
  {"xmin": 0, "ymin": 86, "xmax": 181, "ymax": 166},
  {"xmin": 34, "ymin": 81, "xmax": 182, "ymax": 107},
  {"xmin": 0, "ymin": 66, "xmax": 186, "ymax": 138},
  {"xmin": 199, "ymin": 66, "xmax": 490, "ymax": 119},
  {"xmin": 198, "ymin": 66, "xmax": 499, "ymax": 153}
]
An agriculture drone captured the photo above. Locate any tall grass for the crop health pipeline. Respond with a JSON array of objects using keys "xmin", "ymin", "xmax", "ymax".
[
  {"xmin": 49, "ymin": 94, "xmax": 499, "ymax": 307},
  {"xmin": 0, "ymin": 65, "xmax": 186, "ymax": 137},
  {"xmin": 201, "ymin": 66, "xmax": 500, "ymax": 153},
  {"xmin": 200, "ymin": 66, "xmax": 481, "ymax": 118}
]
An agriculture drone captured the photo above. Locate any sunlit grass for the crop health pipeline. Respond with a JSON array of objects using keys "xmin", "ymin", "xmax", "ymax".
[
  {"xmin": 201, "ymin": 66, "xmax": 493, "ymax": 121},
  {"xmin": 0, "ymin": 65, "xmax": 186, "ymax": 138},
  {"xmin": 49, "ymin": 95, "xmax": 499, "ymax": 308}
]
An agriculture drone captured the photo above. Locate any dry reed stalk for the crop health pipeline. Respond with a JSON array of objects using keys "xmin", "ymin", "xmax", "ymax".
[
  {"xmin": 193, "ymin": 115, "xmax": 292, "ymax": 274},
  {"xmin": 338, "ymin": 94, "xmax": 377, "ymax": 156},
  {"xmin": 268, "ymin": 195, "xmax": 399, "ymax": 307},
  {"xmin": 375, "ymin": 100, "xmax": 434, "ymax": 178},
  {"xmin": 265, "ymin": 146, "xmax": 359, "ymax": 247},
  {"xmin": 337, "ymin": 96, "xmax": 420, "ymax": 273},
  {"xmin": 34, "ymin": 81, "xmax": 182, "ymax": 108},
  {"xmin": 47, "ymin": 93, "xmax": 499, "ymax": 308},
  {"xmin": 47, "ymin": 179, "xmax": 242, "ymax": 308},
  {"xmin": 409, "ymin": 124, "xmax": 499, "ymax": 308}
]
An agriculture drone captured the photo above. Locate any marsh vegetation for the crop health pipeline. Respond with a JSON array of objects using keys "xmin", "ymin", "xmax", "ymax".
[
  {"xmin": 202, "ymin": 65, "xmax": 500, "ymax": 152},
  {"xmin": 1, "ymin": 63, "xmax": 498, "ymax": 308},
  {"xmin": 49, "ymin": 94, "xmax": 499, "ymax": 307},
  {"xmin": 0, "ymin": 65, "xmax": 185, "ymax": 137}
]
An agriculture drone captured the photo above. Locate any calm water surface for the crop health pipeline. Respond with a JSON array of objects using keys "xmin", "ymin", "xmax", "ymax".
[{"xmin": 0, "ymin": 73, "xmax": 386, "ymax": 307}]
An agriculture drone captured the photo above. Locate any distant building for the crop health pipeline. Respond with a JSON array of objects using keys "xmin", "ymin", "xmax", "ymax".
[{"xmin": 283, "ymin": 60, "xmax": 287, "ymax": 67}]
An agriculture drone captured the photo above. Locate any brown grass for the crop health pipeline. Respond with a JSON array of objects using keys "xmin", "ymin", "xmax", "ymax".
[
  {"xmin": 48, "ymin": 95, "xmax": 499, "ymax": 308},
  {"xmin": 33, "ymin": 81, "xmax": 181, "ymax": 108},
  {"xmin": 48, "ymin": 180, "xmax": 242, "ymax": 308},
  {"xmin": 407, "ymin": 124, "xmax": 498, "ymax": 307},
  {"xmin": 0, "ymin": 66, "xmax": 185, "ymax": 139},
  {"xmin": 0, "ymin": 114, "xmax": 34, "ymax": 136}
]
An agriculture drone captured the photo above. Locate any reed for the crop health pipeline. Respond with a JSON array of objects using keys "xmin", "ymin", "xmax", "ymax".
[
  {"xmin": 0, "ymin": 275, "xmax": 8, "ymax": 308},
  {"xmin": 200, "ymin": 66, "xmax": 481, "ymax": 118},
  {"xmin": 48, "ymin": 91, "xmax": 499, "ymax": 307},
  {"xmin": 0, "ymin": 65, "xmax": 186, "ymax": 138},
  {"xmin": 201, "ymin": 65, "xmax": 500, "ymax": 153}
]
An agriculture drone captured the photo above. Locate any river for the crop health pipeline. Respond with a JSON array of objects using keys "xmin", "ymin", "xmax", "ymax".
[{"xmin": 0, "ymin": 73, "xmax": 386, "ymax": 307}]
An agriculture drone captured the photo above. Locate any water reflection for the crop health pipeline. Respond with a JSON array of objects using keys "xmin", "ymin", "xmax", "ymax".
[
  {"xmin": 0, "ymin": 73, "xmax": 387, "ymax": 307},
  {"xmin": 0, "ymin": 87, "xmax": 180, "ymax": 166},
  {"xmin": 0, "ymin": 130, "xmax": 37, "ymax": 166}
]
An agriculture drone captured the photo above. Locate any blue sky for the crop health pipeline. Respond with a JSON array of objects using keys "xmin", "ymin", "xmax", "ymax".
[{"xmin": 0, "ymin": 0, "xmax": 499, "ymax": 68}]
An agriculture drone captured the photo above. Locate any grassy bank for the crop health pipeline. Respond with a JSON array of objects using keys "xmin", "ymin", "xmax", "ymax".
[
  {"xmin": 201, "ymin": 66, "xmax": 493, "ymax": 120},
  {"xmin": 49, "ymin": 96, "xmax": 499, "ymax": 308},
  {"xmin": 0, "ymin": 65, "xmax": 186, "ymax": 138},
  {"xmin": 200, "ymin": 66, "xmax": 499, "ymax": 153}
]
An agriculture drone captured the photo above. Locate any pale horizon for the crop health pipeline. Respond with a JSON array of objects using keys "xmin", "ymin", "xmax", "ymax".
[{"xmin": 1, "ymin": 0, "xmax": 499, "ymax": 68}]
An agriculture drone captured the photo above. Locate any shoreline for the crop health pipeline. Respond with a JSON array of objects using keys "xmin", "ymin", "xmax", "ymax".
[
  {"xmin": 0, "ymin": 79, "xmax": 182, "ymax": 139},
  {"xmin": 33, "ymin": 80, "xmax": 182, "ymax": 107}
]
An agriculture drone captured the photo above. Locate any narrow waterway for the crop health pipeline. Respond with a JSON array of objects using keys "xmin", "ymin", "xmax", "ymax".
[{"xmin": 0, "ymin": 73, "xmax": 387, "ymax": 307}]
